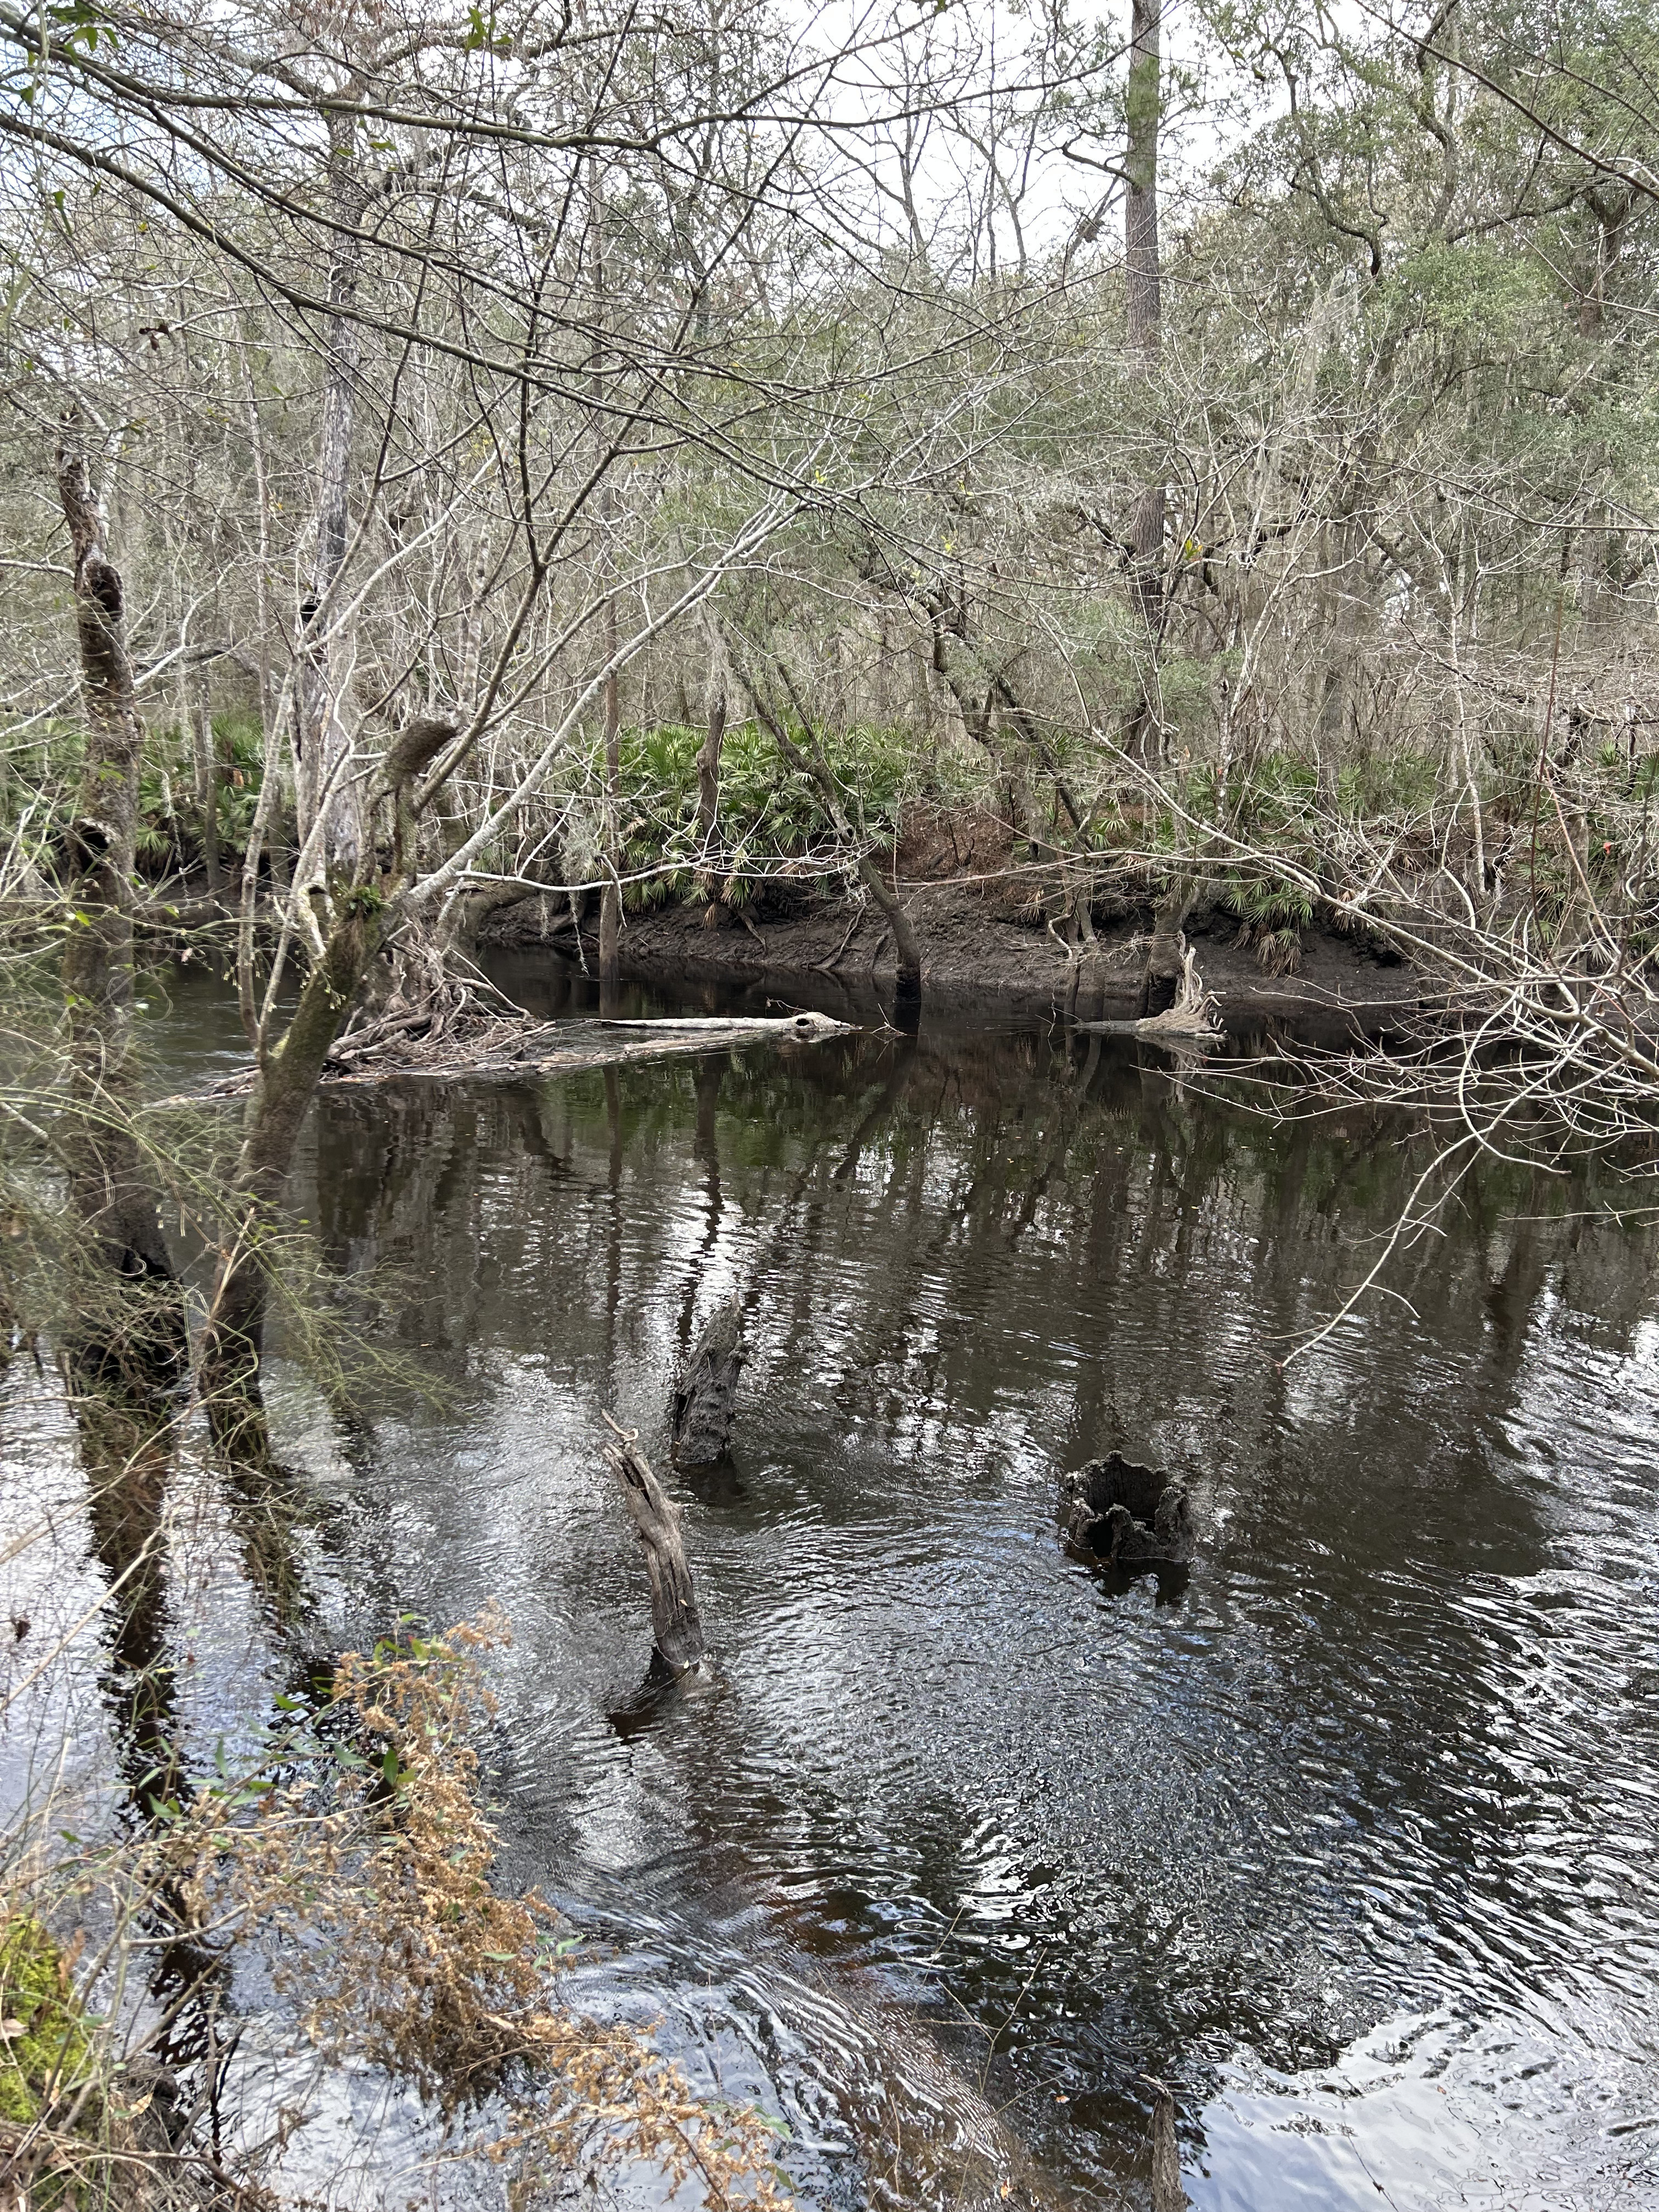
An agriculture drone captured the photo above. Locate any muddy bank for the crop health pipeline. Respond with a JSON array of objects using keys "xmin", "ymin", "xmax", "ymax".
[{"xmin": 487, "ymin": 881, "xmax": 1419, "ymax": 1034}]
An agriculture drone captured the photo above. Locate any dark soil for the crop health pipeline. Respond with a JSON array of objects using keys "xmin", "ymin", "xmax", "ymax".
[{"xmin": 487, "ymin": 879, "xmax": 1419, "ymax": 1038}]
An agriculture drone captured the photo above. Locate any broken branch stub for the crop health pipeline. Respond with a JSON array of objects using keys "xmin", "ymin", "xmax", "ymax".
[
  {"xmin": 671, "ymin": 1294, "xmax": 745, "ymax": 1467},
  {"xmin": 605, "ymin": 1425, "xmax": 707, "ymax": 1673}
]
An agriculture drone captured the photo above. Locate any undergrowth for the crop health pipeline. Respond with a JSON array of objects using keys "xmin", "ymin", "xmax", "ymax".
[
  {"xmin": 0, "ymin": 1917, "xmax": 95, "ymax": 2131},
  {"xmin": 1222, "ymin": 873, "xmax": 1316, "ymax": 973},
  {"xmin": 2, "ymin": 1611, "xmax": 792, "ymax": 2212}
]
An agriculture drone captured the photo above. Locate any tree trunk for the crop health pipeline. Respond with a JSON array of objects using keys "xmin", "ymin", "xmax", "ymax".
[
  {"xmin": 857, "ymin": 852, "xmax": 922, "ymax": 1002},
  {"xmin": 199, "ymin": 99, "xmax": 385, "ymax": 1442},
  {"xmin": 202, "ymin": 710, "xmax": 477, "ymax": 1436},
  {"xmin": 242, "ymin": 329, "xmax": 282, "ymax": 895},
  {"xmin": 599, "ymin": 594, "xmax": 622, "ymax": 1003},
  {"xmin": 605, "ymin": 1428, "xmax": 707, "ymax": 1673},
  {"xmin": 591, "ymin": 164, "xmax": 623, "ymax": 1008},
  {"xmin": 295, "ymin": 103, "xmax": 365, "ymax": 884},
  {"xmin": 1125, "ymin": 0, "xmax": 1163, "ymax": 414},
  {"xmin": 194, "ymin": 676, "xmax": 222, "ymax": 897},
  {"xmin": 697, "ymin": 675, "xmax": 726, "ymax": 843},
  {"xmin": 201, "ymin": 899, "xmax": 384, "ymax": 1418},
  {"xmin": 1138, "ymin": 881, "xmax": 1190, "ymax": 1017},
  {"xmin": 1579, "ymin": 187, "xmax": 1631, "ymax": 338},
  {"xmin": 55, "ymin": 437, "xmax": 184, "ymax": 1397},
  {"xmin": 1125, "ymin": 0, "xmax": 1165, "ymax": 765}
]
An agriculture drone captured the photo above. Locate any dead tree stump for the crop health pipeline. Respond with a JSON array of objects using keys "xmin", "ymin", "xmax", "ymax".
[
  {"xmin": 1145, "ymin": 2076, "xmax": 1188, "ymax": 2211},
  {"xmin": 603, "ymin": 1420, "xmax": 707, "ymax": 1673},
  {"xmin": 1060, "ymin": 1453, "xmax": 1194, "ymax": 1566},
  {"xmin": 670, "ymin": 1294, "xmax": 745, "ymax": 1466}
]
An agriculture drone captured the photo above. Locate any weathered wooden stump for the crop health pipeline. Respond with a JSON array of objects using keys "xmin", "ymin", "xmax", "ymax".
[
  {"xmin": 1060, "ymin": 1452, "xmax": 1194, "ymax": 1567},
  {"xmin": 670, "ymin": 1294, "xmax": 746, "ymax": 1467},
  {"xmin": 603, "ymin": 1419, "xmax": 707, "ymax": 1672},
  {"xmin": 1144, "ymin": 2076, "xmax": 1188, "ymax": 2211}
]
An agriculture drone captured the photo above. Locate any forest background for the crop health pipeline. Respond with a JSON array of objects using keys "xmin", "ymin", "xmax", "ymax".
[{"xmin": 4, "ymin": 0, "xmax": 1658, "ymax": 1125}]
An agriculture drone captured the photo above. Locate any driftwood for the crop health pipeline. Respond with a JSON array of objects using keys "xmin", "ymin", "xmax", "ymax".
[
  {"xmin": 671, "ymin": 1293, "xmax": 746, "ymax": 1466},
  {"xmin": 1060, "ymin": 1452, "xmax": 1194, "ymax": 1567},
  {"xmin": 603, "ymin": 1417, "xmax": 707, "ymax": 1673},
  {"xmin": 161, "ymin": 1009, "xmax": 855, "ymax": 1103},
  {"xmin": 1080, "ymin": 941, "xmax": 1221, "ymax": 1043},
  {"xmin": 1077, "ymin": 1012, "xmax": 1221, "ymax": 1043}
]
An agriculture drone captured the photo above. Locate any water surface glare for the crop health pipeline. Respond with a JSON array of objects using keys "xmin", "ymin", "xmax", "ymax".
[{"xmin": 24, "ymin": 967, "xmax": 1659, "ymax": 2209}]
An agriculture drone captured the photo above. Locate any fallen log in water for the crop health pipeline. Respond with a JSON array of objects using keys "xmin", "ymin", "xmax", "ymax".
[
  {"xmin": 1060, "ymin": 1452, "xmax": 1194, "ymax": 1567},
  {"xmin": 670, "ymin": 1294, "xmax": 746, "ymax": 1467},
  {"xmin": 603, "ymin": 1414, "xmax": 707, "ymax": 1674},
  {"xmin": 1074, "ymin": 1010, "xmax": 1222, "ymax": 1044},
  {"xmin": 159, "ymin": 1009, "xmax": 856, "ymax": 1104}
]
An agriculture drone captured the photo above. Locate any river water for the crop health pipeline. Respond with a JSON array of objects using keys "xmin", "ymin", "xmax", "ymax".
[{"xmin": 5, "ymin": 956, "xmax": 1659, "ymax": 2210}]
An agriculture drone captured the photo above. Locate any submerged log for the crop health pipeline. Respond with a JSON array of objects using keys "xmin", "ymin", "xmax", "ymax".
[
  {"xmin": 671, "ymin": 1293, "xmax": 745, "ymax": 1467},
  {"xmin": 1060, "ymin": 1452, "xmax": 1194, "ymax": 1567},
  {"xmin": 163, "ymin": 1009, "xmax": 856, "ymax": 1103},
  {"xmin": 603, "ymin": 1417, "xmax": 707, "ymax": 1673}
]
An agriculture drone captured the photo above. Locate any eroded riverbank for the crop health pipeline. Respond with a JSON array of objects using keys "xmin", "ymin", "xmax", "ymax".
[{"xmin": 487, "ymin": 882, "xmax": 1420, "ymax": 1032}]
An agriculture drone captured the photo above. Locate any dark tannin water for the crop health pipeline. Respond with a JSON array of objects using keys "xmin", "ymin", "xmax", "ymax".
[{"xmin": 8, "ymin": 957, "xmax": 1659, "ymax": 2210}]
